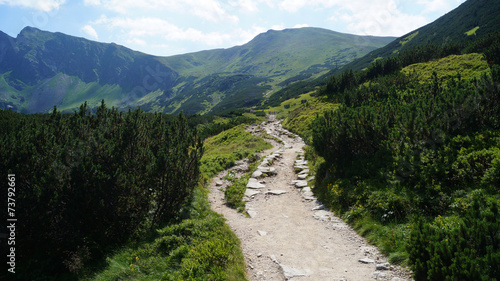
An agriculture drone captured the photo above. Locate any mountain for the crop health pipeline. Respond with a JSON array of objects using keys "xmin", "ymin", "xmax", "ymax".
[
  {"xmin": 0, "ymin": 26, "xmax": 394, "ymax": 114},
  {"xmin": 336, "ymin": 0, "xmax": 500, "ymax": 72}
]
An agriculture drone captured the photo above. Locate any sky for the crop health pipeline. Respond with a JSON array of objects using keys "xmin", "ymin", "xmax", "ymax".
[{"xmin": 0, "ymin": 0, "xmax": 466, "ymax": 57}]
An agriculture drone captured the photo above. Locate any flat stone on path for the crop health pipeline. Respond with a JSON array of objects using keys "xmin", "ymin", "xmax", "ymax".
[
  {"xmin": 359, "ymin": 258, "xmax": 375, "ymax": 264},
  {"xmin": 247, "ymin": 209, "xmax": 257, "ymax": 218},
  {"xmin": 313, "ymin": 210, "xmax": 332, "ymax": 221},
  {"xmin": 280, "ymin": 264, "xmax": 313, "ymax": 279},
  {"xmin": 257, "ymin": 230, "xmax": 267, "ymax": 236},
  {"xmin": 251, "ymin": 170, "xmax": 263, "ymax": 178},
  {"xmin": 266, "ymin": 190, "xmax": 287, "ymax": 195},
  {"xmin": 247, "ymin": 178, "xmax": 265, "ymax": 189},
  {"xmin": 245, "ymin": 189, "xmax": 261, "ymax": 197},
  {"xmin": 292, "ymin": 180, "xmax": 308, "ymax": 188}
]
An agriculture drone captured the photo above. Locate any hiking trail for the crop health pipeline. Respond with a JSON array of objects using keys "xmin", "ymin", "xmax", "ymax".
[{"xmin": 208, "ymin": 116, "xmax": 412, "ymax": 281}]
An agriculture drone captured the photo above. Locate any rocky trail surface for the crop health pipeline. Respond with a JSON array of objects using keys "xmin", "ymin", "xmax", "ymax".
[{"xmin": 209, "ymin": 117, "xmax": 412, "ymax": 281}]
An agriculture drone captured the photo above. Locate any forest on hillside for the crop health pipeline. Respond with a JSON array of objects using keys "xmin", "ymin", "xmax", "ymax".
[{"xmin": 309, "ymin": 31, "xmax": 500, "ymax": 280}]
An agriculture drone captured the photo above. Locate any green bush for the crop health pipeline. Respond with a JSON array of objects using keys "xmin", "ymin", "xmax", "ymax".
[
  {"xmin": 408, "ymin": 196, "xmax": 499, "ymax": 281},
  {"xmin": 0, "ymin": 102, "xmax": 203, "ymax": 279}
]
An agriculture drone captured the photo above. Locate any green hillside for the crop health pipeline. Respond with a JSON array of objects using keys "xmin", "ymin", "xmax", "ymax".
[
  {"xmin": 0, "ymin": 27, "xmax": 394, "ymax": 115},
  {"xmin": 335, "ymin": 0, "xmax": 500, "ymax": 72}
]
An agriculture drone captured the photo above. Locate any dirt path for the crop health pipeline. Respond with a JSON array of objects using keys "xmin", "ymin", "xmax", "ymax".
[{"xmin": 209, "ymin": 118, "xmax": 412, "ymax": 281}]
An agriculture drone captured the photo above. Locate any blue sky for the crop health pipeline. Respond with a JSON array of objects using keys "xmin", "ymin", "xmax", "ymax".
[{"xmin": 0, "ymin": 0, "xmax": 466, "ymax": 56}]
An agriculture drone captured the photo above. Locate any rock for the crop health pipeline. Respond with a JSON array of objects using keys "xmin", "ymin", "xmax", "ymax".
[
  {"xmin": 359, "ymin": 258, "xmax": 375, "ymax": 264},
  {"xmin": 267, "ymin": 190, "xmax": 287, "ymax": 195},
  {"xmin": 376, "ymin": 263, "xmax": 391, "ymax": 270},
  {"xmin": 298, "ymin": 169, "xmax": 309, "ymax": 175},
  {"xmin": 297, "ymin": 174, "xmax": 308, "ymax": 180},
  {"xmin": 215, "ymin": 181, "xmax": 224, "ymax": 186},
  {"xmin": 252, "ymin": 170, "xmax": 263, "ymax": 178},
  {"xmin": 311, "ymin": 205, "xmax": 326, "ymax": 211},
  {"xmin": 307, "ymin": 176, "xmax": 315, "ymax": 182},
  {"xmin": 257, "ymin": 253, "xmax": 262, "ymax": 257},
  {"xmin": 294, "ymin": 165, "xmax": 309, "ymax": 170},
  {"xmin": 373, "ymin": 271, "xmax": 388, "ymax": 279},
  {"xmin": 301, "ymin": 186, "xmax": 311, "ymax": 193},
  {"xmin": 313, "ymin": 210, "xmax": 332, "ymax": 221},
  {"xmin": 295, "ymin": 160, "xmax": 308, "ymax": 166},
  {"xmin": 257, "ymin": 230, "xmax": 267, "ymax": 236},
  {"xmin": 280, "ymin": 264, "xmax": 312, "ymax": 279},
  {"xmin": 247, "ymin": 209, "xmax": 257, "ymax": 218},
  {"xmin": 293, "ymin": 180, "xmax": 308, "ymax": 188},
  {"xmin": 270, "ymin": 255, "xmax": 278, "ymax": 263},
  {"xmin": 245, "ymin": 189, "xmax": 261, "ymax": 197},
  {"xmin": 247, "ymin": 178, "xmax": 265, "ymax": 189}
]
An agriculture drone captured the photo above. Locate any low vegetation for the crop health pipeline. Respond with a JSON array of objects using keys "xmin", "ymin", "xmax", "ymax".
[{"xmin": 282, "ymin": 34, "xmax": 500, "ymax": 280}]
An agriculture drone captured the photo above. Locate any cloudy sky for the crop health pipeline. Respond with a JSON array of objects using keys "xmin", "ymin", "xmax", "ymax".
[{"xmin": 0, "ymin": 0, "xmax": 466, "ymax": 56}]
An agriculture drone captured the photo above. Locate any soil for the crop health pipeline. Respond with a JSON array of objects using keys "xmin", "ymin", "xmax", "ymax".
[{"xmin": 208, "ymin": 117, "xmax": 413, "ymax": 281}]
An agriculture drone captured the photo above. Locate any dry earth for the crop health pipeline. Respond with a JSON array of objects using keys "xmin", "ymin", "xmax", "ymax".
[{"xmin": 208, "ymin": 117, "xmax": 413, "ymax": 281}]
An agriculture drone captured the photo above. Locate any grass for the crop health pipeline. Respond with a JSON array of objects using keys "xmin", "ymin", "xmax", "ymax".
[
  {"xmin": 201, "ymin": 124, "xmax": 272, "ymax": 179},
  {"xmin": 81, "ymin": 185, "xmax": 247, "ymax": 281},
  {"xmin": 399, "ymin": 31, "xmax": 419, "ymax": 46},
  {"xmin": 465, "ymin": 26, "xmax": 480, "ymax": 36},
  {"xmin": 282, "ymin": 95, "xmax": 339, "ymax": 143},
  {"xmin": 401, "ymin": 53, "xmax": 489, "ymax": 82}
]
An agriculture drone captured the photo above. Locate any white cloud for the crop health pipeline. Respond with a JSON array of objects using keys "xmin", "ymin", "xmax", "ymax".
[
  {"xmin": 293, "ymin": 24, "xmax": 309, "ymax": 28},
  {"xmin": 94, "ymin": 16, "xmax": 232, "ymax": 46},
  {"xmin": 0, "ymin": 0, "xmax": 65, "ymax": 11},
  {"xmin": 84, "ymin": 0, "xmax": 100, "ymax": 6},
  {"xmin": 231, "ymin": 0, "xmax": 259, "ymax": 12},
  {"xmin": 81, "ymin": 24, "xmax": 98, "ymax": 40},
  {"xmin": 96, "ymin": 0, "xmax": 238, "ymax": 23}
]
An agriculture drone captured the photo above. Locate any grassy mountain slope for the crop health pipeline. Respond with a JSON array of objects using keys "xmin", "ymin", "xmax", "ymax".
[
  {"xmin": 0, "ymin": 27, "xmax": 394, "ymax": 114},
  {"xmin": 335, "ymin": 0, "xmax": 500, "ymax": 72}
]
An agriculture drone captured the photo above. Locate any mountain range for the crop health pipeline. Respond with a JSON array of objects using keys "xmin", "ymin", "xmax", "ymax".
[{"xmin": 0, "ymin": 27, "xmax": 394, "ymax": 114}]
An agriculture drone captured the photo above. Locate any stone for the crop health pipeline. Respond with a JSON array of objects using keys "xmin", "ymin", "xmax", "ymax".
[
  {"xmin": 267, "ymin": 190, "xmax": 287, "ymax": 195},
  {"xmin": 298, "ymin": 169, "xmax": 309, "ymax": 175},
  {"xmin": 215, "ymin": 181, "xmax": 224, "ymax": 186},
  {"xmin": 257, "ymin": 230, "xmax": 267, "ymax": 236},
  {"xmin": 293, "ymin": 180, "xmax": 308, "ymax": 188},
  {"xmin": 280, "ymin": 264, "xmax": 312, "ymax": 279},
  {"xmin": 295, "ymin": 160, "xmax": 308, "ymax": 166},
  {"xmin": 298, "ymin": 174, "xmax": 308, "ymax": 180},
  {"xmin": 307, "ymin": 176, "xmax": 315, "ymax": 182},
  {"xmin": 252, "ymin": 170, "xmax": 263, "ymax": 178},
  {"xmin": 359, "ymin": 258, "xmax": 375, "ymax": 264},
  {"xmin": 269, "ymin": 255, "xmax": 278, "ymax": 263},
  {"xmin": 294, "ymin": 165, "xmax": 309, "ymax": 170},
  {"xmin": 245, "ymin": 189, "xmax": 261, "ymax": 197},
  {"xmin": 301, "ymin": 186, "xmax": 311, "ymax": 193},
  {"xmin": 313, "ymin": 210, "xmax": 332, "ymax": 221},
  {"xmin": 247, "ymin": 178, "xmax": 265, "ymax": 189},
  {"xmin": 376, "ymin": 263, "xmax": 391, "ymax": 271},
  {"xmin": 373, "ymin": 271, "xmax": 388, "ymax": 279},
  {"xmin": 247, "ymin": 209, "xmax": 257, "ymax": 218}
]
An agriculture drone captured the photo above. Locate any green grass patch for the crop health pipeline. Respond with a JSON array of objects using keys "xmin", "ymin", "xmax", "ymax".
[
  {"xmin": 224, "ymin": 172, "xmax": 251, "ymax": 212},
  {"xmin": 282, "ymin": 96, "xmax": 339, "ymax": 143},
  {"xmin": 465, "ymin": 26, "xmax": 480, "ymax": 36},
  {"xmin": 399, "ymin": 31, "xmax": 419, "ymax": 46},
  {"xmin": 401, "ymin": 53, "xmax": 489, "ymax": 82},
  {"xmin": 201, "ymin": 125, "xmax": 272, "ymax": 178}
]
